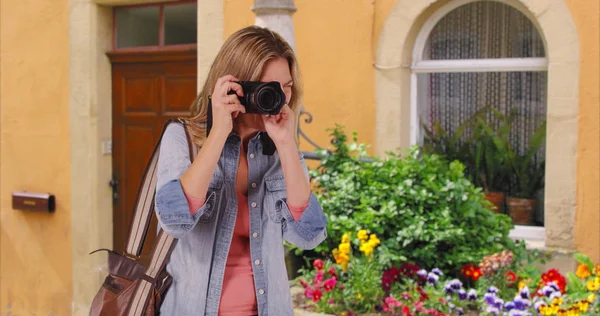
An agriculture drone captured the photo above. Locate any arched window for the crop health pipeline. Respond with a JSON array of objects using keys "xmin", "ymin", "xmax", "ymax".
[{"xmin": 412, "ymin": 1, "xmax": 548, "ymax": 226}]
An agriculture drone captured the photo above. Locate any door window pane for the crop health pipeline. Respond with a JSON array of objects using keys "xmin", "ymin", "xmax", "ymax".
[
  {"xmin": 164, "ymin": 3, "xmax": 197, "ymax": 45},
  {"xmin": 116, "ymin": 7, "xmax": 160, "ymax": 48}
]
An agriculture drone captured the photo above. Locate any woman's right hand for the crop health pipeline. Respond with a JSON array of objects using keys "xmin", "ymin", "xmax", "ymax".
[{"xmin": 210, "ymin": 75, "xmax": 246, "ymax": 137}]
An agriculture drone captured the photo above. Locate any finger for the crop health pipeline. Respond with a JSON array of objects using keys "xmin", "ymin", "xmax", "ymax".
[
  {"xmin": 227, "ymin": 94, "xmax": 239, "ymax": 104},
  {"xmin": 217, "ymin": 75, "xmax": 239, "ymax": 85},
  {"xmin": 223, "ymin": 81, "xmax": 244, "ymax": 97},
  {"xmin": 226, "ymin": 103, "xmax": 246, "ymax": 114}
]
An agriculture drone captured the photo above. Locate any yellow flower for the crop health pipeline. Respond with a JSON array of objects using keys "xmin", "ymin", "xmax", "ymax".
[
  {"xmin": 341, "ymin": 261, "xmax": 348, "ymax": 271},
  {"xmin": 540, "ymin": 305, "xmax": 559, "ymax": 316},
  {"xmin": 578, "ymin": 301, "xmax": 589, "ymax": 312},
  {"xmin": 552, "ymin": 297, "xmax": 564, "ymax": 306},
  {"xmin": 576, "ymin": 264, "xmax": 591, "ymax": 279},
  {"xmin": 339, "ymin": 242, "xmax": 351, "ymax": 255},
  {"xmin": 356, "ymin": 294, "xmax": 362, "ymax": 299},
  {"xmin": 369, "ymin": 234, "xmax": 381, "ymax": 246},
  {"xmin": 593, "ymin": 264, "xmax": 600, "ymax": 275},
  {"xmin": 587, "ymin": 293, "xmax": 596, "ymax": 303},
  {"xmin": 342, "ymin": 232, "xmax": 352, "ymax": 244},
  {"xmin": 588, "ymin": 277, "xmax": 600, "ymax": 291},
  {"xmin": 360, "ymin": 243, "xmax": 374, "ymax": 256},
  {"xmin": 357, "ymin": 230, "xmax": 368, "ymax": 241}
]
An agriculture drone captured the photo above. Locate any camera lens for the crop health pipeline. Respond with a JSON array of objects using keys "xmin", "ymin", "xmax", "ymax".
[{"xmin": 257, "ymin": 88, "xmax": 276, "ymax": 111}]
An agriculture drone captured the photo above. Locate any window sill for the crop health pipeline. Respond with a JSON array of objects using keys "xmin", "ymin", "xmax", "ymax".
[{"xmin": 509, "ymin": 225, "xmax": 545, "ymax": 249}]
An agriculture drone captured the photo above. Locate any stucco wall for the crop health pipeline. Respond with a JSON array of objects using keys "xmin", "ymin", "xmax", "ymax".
[
  {"xmin": 0, "ymin": 0, "xmax": 72, "ymax": 314},
  {"xmin": 566, "ymin": 0, "xmax": 600, "ymax": 263}
]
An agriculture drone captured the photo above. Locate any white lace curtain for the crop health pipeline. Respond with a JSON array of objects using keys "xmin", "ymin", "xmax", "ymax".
[{"xmin": 418, "ymin": 1, "xmax": 547, "ymax": 157}]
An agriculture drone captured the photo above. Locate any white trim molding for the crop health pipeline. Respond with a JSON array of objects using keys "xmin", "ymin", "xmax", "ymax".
[{"xmin": 412, "ymin": 58, "xmax": 549, "ymax": 73}]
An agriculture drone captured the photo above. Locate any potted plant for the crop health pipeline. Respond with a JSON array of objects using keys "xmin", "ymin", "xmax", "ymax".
[
  {"xmin": 473, "ymin": 108, "xmax": 515, "ymax": 213},
  {"xmin": 482, "ymin": 116, "xmax": 546, "ymax": 225}
]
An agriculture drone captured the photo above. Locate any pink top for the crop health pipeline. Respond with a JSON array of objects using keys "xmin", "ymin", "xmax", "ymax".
[{"xmin": 184, "ymin": 164, "xmax": 307, "ymax": 314}]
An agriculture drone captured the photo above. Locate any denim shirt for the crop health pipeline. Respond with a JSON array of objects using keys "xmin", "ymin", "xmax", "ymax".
[{"xmin": 154, "ymin": 123, "xmax": 327, "ymax": 316}]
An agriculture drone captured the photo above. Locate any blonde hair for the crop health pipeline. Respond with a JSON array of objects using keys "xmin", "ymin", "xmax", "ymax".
[{"xmin": 185, "ymin": 26, "xmax": 302, "ymax": 146}]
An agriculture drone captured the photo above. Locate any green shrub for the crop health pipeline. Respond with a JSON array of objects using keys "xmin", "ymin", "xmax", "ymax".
[{"xmin": 305, "ymin": 125, "xmax": 517, "ymax": 273}]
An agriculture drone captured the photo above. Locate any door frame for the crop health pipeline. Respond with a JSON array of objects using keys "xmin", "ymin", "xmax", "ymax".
[{"xmin": 69, "ymin": 1, "xmax": 223, "ymax": 314}]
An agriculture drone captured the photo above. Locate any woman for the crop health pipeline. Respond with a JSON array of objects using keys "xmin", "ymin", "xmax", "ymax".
[{"xmin": 155, "ymin": 26, "xmax": 328, "ymax": 316}]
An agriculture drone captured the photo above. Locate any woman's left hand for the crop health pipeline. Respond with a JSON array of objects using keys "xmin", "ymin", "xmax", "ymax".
[{"xmin": 262, "ymin": 105, "xmax": 296, "ymax": 147}]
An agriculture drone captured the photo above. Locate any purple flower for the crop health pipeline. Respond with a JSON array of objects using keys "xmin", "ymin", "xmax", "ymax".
[
  {"xmin": 504, "ymin": 301, "xmax": 516, "ymax": 311},
  {"xmin": 485, "ymin": 306, "xmax": 500, "ymax": 316},
  {"xmin": 542, "ymin": 286, "xmax": 554, "ymax": 297},
  {"xmin": 432, "ymin": 268, "xmax": 444, "ymax": 276},
  {"xmin": 548, "ymin": 281, "xmax": 560, "ymax": 292},
  {"xmin": 487, "ymin": 286, "xmax": 499, "ymax": 294},
  {"xmin": 508, "ymin": 310, "xmax": 526, "ymax": 316},
  {"xmin": 549, "ymin": 291, "xmax": 562, "ymax": 300},
  {"xmin": 444, "ymin": 284, "xmax": 454, "ymax": 295},
  {"xmin": 417, "ymin": 269, "xmax": 427, "ymax": 278},
  {"xmin": 519, "ymin": 286, "xmax": 530, "ymax": 299},
  {"xmin": 513, "ymin": 296, "xmax": 524, "ymax": 310},
  {"xmin": 449, "ymin": 279, "xmax": 463, "ymax": 290},
  {"xmin": 426, "ymin": 272, "xmax": 439, "ymax": 285},
  {"xmin": 494, "ymin": 298, "xmax": 504, "ymax": 309},
  {"xmin": 467, "ymin": 289, "xmax": 477, "ymax": 301},
  {"xmin": 458, "ymin": 289, "xmax": 467, "ymax": 301},
  {"xmin": 448, "ymin": 302, "xmax": 455, "ymax": 310},
  {"xmin": 484, "ymin": 292, "xmax": 496, "ymax": 305},
  {"xmin": 457, "ymin": 307, "xmax": 465, "ymax": 315}
]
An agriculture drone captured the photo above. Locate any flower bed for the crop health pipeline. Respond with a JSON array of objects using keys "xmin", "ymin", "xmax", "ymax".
[{"xmin": 295, "ymin": 229, "xmax": 600, "ymax": 316}]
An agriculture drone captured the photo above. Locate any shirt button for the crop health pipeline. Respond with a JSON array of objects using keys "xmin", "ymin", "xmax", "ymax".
[
  {"xmin": 251, "ymin": 202, "xmax": 257, "ymax": 208},
  {"xmin": 254, "ymin": 259, "xmax": 261, "ymax": 265},
  {"xmin": 258, "ymin": 289, "xmax": 265, "ymax": 295},
  {"xmin": 249, "ymin": 153, "xmax": 255, "ymax": 159},
  {"xmin": 251, "ymin": 183, "xmax": 257, "ymax": 188},
  {"xmin": 252, "ymin": 232, "xmax": 258, "ymax": 238}
]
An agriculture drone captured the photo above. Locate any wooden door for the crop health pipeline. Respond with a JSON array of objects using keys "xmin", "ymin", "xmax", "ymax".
[{"xmin": 109, "ymin": 49, "xmax": 197, "ymax": 262}]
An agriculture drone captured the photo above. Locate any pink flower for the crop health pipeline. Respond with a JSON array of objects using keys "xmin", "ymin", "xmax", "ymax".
[
  {"xmin": 384, "ymin": 296, "xmax": 402, "ymax": 307},
  {"xmin": 314, "ymin": 270, "xmax": 325, "ymax": 286},
  {"xmin": 313, "ymin": 259, "xmax": 325, "ymax": 270},
  {"xmin": 402, "ymin": 292, "xmax": 412, "ymax": 300},
  {"xmin": 327, "ymin": 299, "xmax": 335, "ymax": 304},
  {"xmin": 304, "ymin": 286, "xmax": 314, "ymax": 299},
  {"xmin": 323, "ymin": 277, "xmax": 337, "ymax": 292},
  {"xmin": 312, "ymin": 289, "xmax": 323, "ymax": 302}
]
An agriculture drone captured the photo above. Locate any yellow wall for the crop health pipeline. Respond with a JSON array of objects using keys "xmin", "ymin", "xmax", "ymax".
[
  {"xmin": 225, "ymin": 0, "xmax": 379, "ymax": 154},
  {"xmin": 566, "ymin": 0, "xmax": 600, "ymax": 263},
  {"xmin": 0, "ymin": 0, "xmax": 72, "ymax": 314}
]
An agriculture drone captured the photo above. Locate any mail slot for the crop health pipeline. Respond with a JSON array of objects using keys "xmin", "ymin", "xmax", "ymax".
[{"xmin": 12, "ymin": 192, "xmax": 55, "ymax": 213}]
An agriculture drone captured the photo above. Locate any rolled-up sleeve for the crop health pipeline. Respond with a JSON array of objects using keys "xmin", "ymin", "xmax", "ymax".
[
  {"xmin": 155, "ymin": 179, "xmax": 216, "ymax": 238},
  {"xmin": 277, "ymin": 153, "xmax": 327, "ymax": 249},
  {"xmin": 278, "ymin": 194, "xmax": 327, "ymax": 250},
  {"xmin": 154, "ymin": 123, "xmax": 205, "ymax": 238}
]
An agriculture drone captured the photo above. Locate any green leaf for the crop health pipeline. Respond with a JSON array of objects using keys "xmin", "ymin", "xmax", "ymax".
[{"xmin": 574, "ymin": 253, "xmax": 596, "ymax": 272}]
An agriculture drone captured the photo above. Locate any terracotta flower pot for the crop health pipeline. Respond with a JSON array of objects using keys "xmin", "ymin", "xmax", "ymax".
[
  {"xmin": 506, "ymin": 197, "xmax": 536, "ymax": 225},
  {"xmin": 485, "ymin": 192, "xmax": 505, "ymax": 214}
]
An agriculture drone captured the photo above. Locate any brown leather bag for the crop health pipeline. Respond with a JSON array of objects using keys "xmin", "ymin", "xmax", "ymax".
[{"xmin": 90, "ymin": 119, "xmax": 197, "ymax": 316}]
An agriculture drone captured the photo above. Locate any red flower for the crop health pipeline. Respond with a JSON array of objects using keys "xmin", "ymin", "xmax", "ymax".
[
  {"xmin": 313, "ymin": 259, "xmax": 325, "ymax": 271},
  {"xmin": 505, "ymin": 270, "xmax": 518, "ymax": 283},
  {"xmin": 472, "ymin": 267, "xmax": 483, "ymax": 281},
  {"xmin": 323, "ymin": 277, "xmax": 337, "ymax": 292},
  {"xmin": 312, "ymin": 288, "xmax": 323, "ymax": 302},
  {"xmin": 541, "ymin": 269, "xmax": 567, "ymax": 293},
  {"xmin": 401, "ymin": 305, "xmax": 412, "ymax": 316},
  {"xmin": 461, "ymin": 264, "xmax": 482, "ymax": 281},
  {"xmin": 418, "ymin": 287, "xmax": 429, "ymax": 301},
  {"xmin": 328, "ymin": 266, "xmax": 338, "ymax": 278}
]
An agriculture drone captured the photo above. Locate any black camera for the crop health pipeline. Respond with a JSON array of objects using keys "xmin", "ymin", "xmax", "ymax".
[
  {"xmin": 206, "ymin": 81, "xmax": 285, "ymax": 156},
  {"xmin": 228, "ymin": 81, "xmax": 286, "ymax": 115}
]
